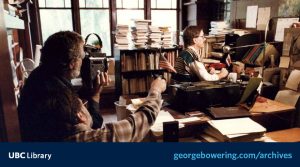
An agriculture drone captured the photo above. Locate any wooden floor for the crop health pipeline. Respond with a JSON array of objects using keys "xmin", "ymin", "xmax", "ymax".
[
  {"xmin": 99, "ymin": 86, "xmax": 118, "ymax": 124},
  {"xmin": 102, "ymin": 107, "xmax": 118, "ymax": 124}
]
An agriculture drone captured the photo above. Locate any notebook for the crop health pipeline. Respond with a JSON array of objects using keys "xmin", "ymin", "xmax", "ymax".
[
  {"xmin": 208, "ymin": 77, "xmax": 262, "ymax": 119},
  {"xmin": 209, "ymin": 106, "xmax": 251, "ymax": 119}
]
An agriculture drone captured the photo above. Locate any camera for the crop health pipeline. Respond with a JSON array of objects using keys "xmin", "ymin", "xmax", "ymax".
[
  {"xmin": 81, "ymin": 54, "xmax": 108, "ymax": 90},
  {"xmin": 81, "ymin": 33, "xmax": 108, "ymax": 90}
]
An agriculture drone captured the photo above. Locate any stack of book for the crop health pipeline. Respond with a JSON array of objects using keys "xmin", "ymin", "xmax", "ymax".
[
  {"xmin": 148, "ymin": 26, "xmax": 162, "ymax": 48},
  {"xmin": 241, "ymin": 44, "xmax": 279, "ymax": 66},
  {"xmin": 209, "ymin": 21, "xmax": 230, "ymax": 35},
  {"xmin": 115, "ymin": 24, "xmax": 129, "ymax": 49},
  {"xmin": 159, "ymin": 27, "xmax": 173, "ymax": 48},
  {"xmin": 201, "ymin": 118, "xmax": 266, "ymax": 142},
  {"xmin": 131, "ymin": 19, "xmax": 151, "ymax": 48}
]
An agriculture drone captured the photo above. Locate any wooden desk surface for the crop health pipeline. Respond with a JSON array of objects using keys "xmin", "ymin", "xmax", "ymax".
[
  {"xmin": 163, "ymin": 107, "xmax": 211, "ymax": 126},
  {"xmin": 266, "ymin": 128, "xmax": 300, "ymax": 142},
  {"xmin": 164, "ymin": 98, "xmax": 295, "ymax": 121},
  {"xmin": 163, "ymin": 98, "xmax": 295, "ymax": 132},
  {"xmin": 250, "ymin": 98, "xmax": 295, "ymax": 114}
]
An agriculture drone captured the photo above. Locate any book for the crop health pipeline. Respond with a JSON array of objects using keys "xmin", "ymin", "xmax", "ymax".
[{"xmin": 208, "ymin": 106, "xmax": 251, "ymax": 119}]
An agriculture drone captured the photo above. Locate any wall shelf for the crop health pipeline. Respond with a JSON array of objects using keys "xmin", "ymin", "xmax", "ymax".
[{"xmin": 4, "ymin": 12, "xmax": 24, "ymax": 29}]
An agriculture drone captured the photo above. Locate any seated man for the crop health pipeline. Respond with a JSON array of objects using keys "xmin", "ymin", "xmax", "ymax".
[{"xmin": 161, "ymin": 26, "xmax": 228, "ymax": 82}]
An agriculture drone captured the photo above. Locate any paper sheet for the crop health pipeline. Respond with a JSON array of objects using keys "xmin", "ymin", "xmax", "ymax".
[
  {"xmin": 279, "ymin": 56, "xmax": 290, "ymax": 68},
  {"xmin": 246, "ymin": 6, "xmax": 258, "ymax": 28},
  {"xmin": 150, "ymin": 111, "xmax": 184, "ymax": 136},
  {"xmin": 282, "ymin": 32, "xmax": 293, "ymax": 56},
  {"xmin": 208, "ymin": 118, "xmax": 266, "ymax": 135},
  {"xmin": 176, "ymin": 117, "xmax": 201, "ymax": 124},
  {"xmin": 275, "ymin": 18, "xmax": 299, "ymax": 42},
  {"xmin": 131, "ymin": 98, "xmax": 146, "ymax": 108},
  {"xmin": 257, "ymin": 7, "xmax": 271, "ymax": 30},
  {"xmin": 285, "ymin": 69, "xmax": 300, "ymax": 91}
]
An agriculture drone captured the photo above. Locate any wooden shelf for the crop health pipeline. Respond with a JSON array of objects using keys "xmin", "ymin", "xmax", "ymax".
[
  {"xmin": 122, "ymin": 69, "xmax": 166, "ymax": 74},
  {"xmin": 115, "ymin": 47, "xmax": 180, "ymax": 95},
  {"xmin": 4, "ymin": 12, "xmax": 24, "ymax": 29},
  {"xmin": 122, "ymin": 69, "xmax": 166, "ymax": 78}
]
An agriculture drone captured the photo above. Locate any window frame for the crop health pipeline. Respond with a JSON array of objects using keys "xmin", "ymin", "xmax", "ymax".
[
  {"xmin": 36, "ymin": 0, "xmax": 180, "ymax": 57},
  {"xmin": 79, "ymin": 1, "xmax": 111, "ymax": 56},
  {"xmin": 38, "ymin": 0, "xmax": 74, "ymax": 44}
]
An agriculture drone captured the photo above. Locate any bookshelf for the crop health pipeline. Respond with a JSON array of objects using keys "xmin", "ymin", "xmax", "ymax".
[
  {"xmin": 203, "ymin": 34, "xmax": 225, "ymax": 59},
  {"xmin": 115, "ymin": 47, "xmax": 181, "ymax": 95}
]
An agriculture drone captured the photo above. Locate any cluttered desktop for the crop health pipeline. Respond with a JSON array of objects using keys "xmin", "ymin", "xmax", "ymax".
[{"xmin": 149, "ymin": 76, "xmax": 295, "ymax": 142}]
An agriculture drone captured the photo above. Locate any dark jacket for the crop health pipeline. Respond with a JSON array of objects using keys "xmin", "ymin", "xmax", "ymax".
[{"xmin": 18, "ymin": 66, "xmax": 103, "ymax": 141}]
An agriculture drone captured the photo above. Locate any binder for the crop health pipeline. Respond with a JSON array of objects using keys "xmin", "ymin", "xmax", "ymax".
[{"xmin": 208, "ymin": 106, "xmax": 251, "ymax": 119}]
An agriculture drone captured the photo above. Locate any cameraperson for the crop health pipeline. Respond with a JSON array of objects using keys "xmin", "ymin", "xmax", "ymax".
[{"xmin": 18, "ymin": 31, "xmax": 107, "ymax": 141}]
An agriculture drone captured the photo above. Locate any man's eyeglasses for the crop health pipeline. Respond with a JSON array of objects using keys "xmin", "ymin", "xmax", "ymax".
[{"xmin": 197, "ymin": 35, "xmax": 205, "ymax": 39}]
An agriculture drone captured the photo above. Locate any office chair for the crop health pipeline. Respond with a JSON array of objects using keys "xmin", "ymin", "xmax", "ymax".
[{"xmin": 275, "ymin": 69, "xmax": 300, "ymax": 127}]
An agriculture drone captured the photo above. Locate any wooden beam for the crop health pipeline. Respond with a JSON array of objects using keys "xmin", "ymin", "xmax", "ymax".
[
  {"xmin": 72, "ymin": 0, "xmax": 81, "ymax": 33},
  {"xmin": 110, "ymin": 0, "xmax": 116, "ymax": 57},
  {"xmin": 29, "ymin": 0, "xmax": 43, "ymax": 46},
  {"xmin": 144, "ymin": 0, "xmax": 151, "ymax": 20}
]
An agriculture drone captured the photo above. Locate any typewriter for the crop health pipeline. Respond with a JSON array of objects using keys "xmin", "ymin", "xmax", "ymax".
[{"xmin": 168, "ymin": 81, "xmax": 241, "ymax": 112}]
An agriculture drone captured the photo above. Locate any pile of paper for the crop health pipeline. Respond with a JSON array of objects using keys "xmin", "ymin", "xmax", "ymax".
[
  {"xmin": 149, "ymin": 26, "xmax": 162, "ymax": 48},
  {"xmin": 209, "ymin": 21, "xmax": 230, "ymax": 35},
  {"xmin": 159, "ymin": 27, "xmax": 173, "ymax": 48},
  {"xmin": 202, "ymin": 117, "xmax": 266, "ymax": 142},
  {"xmin": 131, "ymin": 19, "xmax": 151, "ymax": 48},
  {"xmin": 115, "ymin": 24, "xmax": 129, "ymax": 49}
]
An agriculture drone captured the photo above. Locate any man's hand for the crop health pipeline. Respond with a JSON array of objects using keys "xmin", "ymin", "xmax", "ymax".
[
  {"xmin": 159, "ymin": 60, "xmax": 177, "ymax": 73},
  {"xmin": 209, "ymin": 67, "xmax": 216, "ymax": 74},
  {"xmin": 91, "ymin": 71, "xmax": 110, "ymax": 102},
  {"xmin": 149, "ymin": 77, "xmax": 167, "ymax": 94},
  {"xmin": 292, "ymin": 22, "xmax": 300, "ymax": 28},
  {"xmin": 218, "ymin": 68, "xmax": 229, "ymax": 79}
]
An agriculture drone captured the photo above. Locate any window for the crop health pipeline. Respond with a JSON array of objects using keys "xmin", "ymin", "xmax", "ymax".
[
  {"xmin": 38, "ymin": 0, "xmax": 73, "ymax": 42},
  {"xmin": 116, "ymin": 0, "xmax": 144, "ymax": 25},
  {"xmin": 151, "ymin": 10, "xmax": 177, "ymax": 31},
  {"xmin": 151, "ymin": 0, "xmax": 176, "ymax": 9},
  {"xmin": 37, "ymin": 0, "xmax": 179, "ymax": 56},
  {"xmin": 79, "ymin": 0, "xmax": 111, "ymax": 56},
  {"xmin": 224, "ymin": 0, "xmax": 231, "ymax": 22},
  {"xmin": 151, "ymin": 0, "xmax": 177, "ymax": 43},
  {"xmin": 116, "ymin": 0, "xmax": 143, "ymax": 8},
  {"xmin": 79, "ymin": 0, "xmax": 109, "ymax": 8},
  {"xmin": 151, "ymin": 0, "xmax": 177, "ymax": 30}
]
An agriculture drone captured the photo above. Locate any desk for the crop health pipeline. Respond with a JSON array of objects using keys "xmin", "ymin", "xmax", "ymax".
[
  {"xmin": 249, "ymin": 98, "xmax": 295, "ymax": 131},
  {"xmin": 152, "ymin": 98, "xmax": 296, "ymax": 141},
  {"xmin": 250, "ymin": 98, "xmax": 295, "ymax": 113},
  {"xmin": 165, "ymin": 98, "xmax": 295, "ymax": 129},
  {"xmin": 266, "ymin": 128, "xmax": 300, "ymax": 142},
  {"xmin": 148, "ymin": 107, "xmax": 210, "ymax": 141}
]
